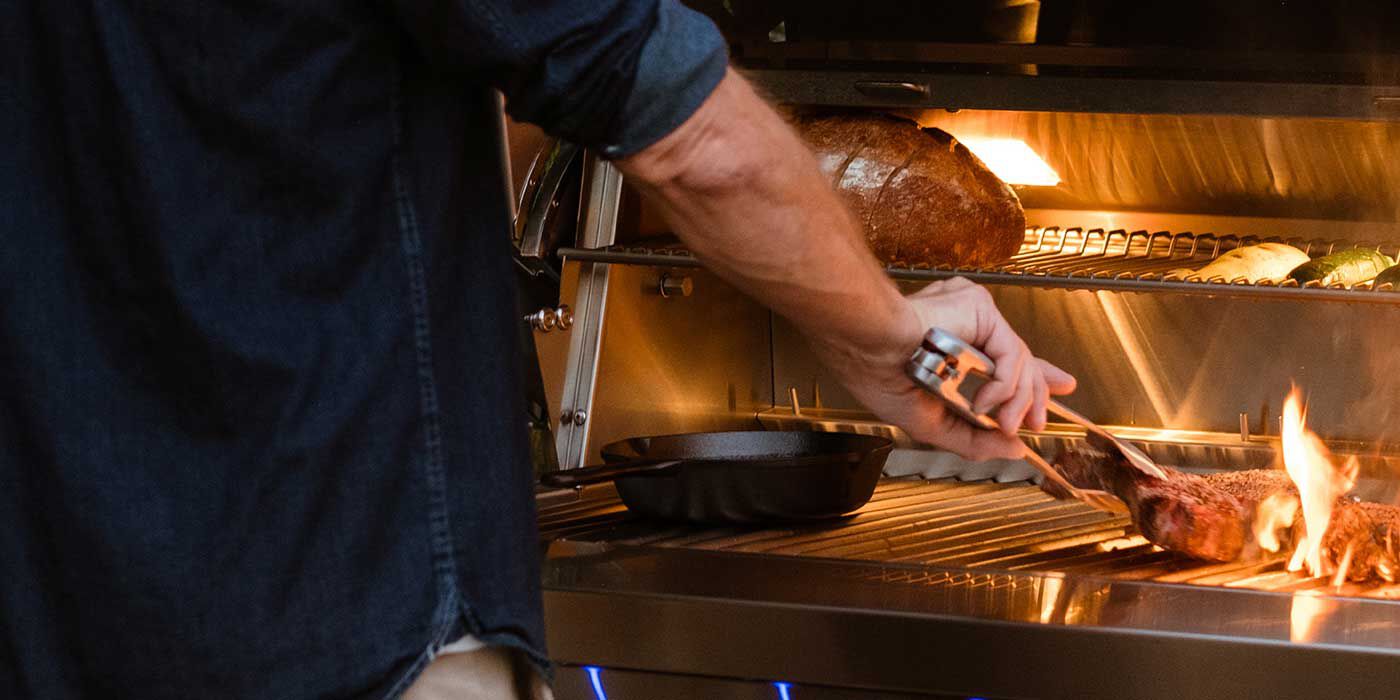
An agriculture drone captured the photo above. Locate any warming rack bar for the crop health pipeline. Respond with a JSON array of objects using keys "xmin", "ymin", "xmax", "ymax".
[{"xmin": 560, "ymin": 226, "xmax": 1400, "ymax": 305}]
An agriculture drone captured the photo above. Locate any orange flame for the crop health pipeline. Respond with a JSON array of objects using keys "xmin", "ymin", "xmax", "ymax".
[
  {"xmin": 1290, "ymin": 590, "xmax": 1339, "ymax": 643},
  {"xmin": 1278, "ymin": 387, "xmax": 1357, "ymax": 578},
  {"xmin": 1266, "ymin": 387, "xmax": 1371, "ymax": 643},
  {"xmin": 1252, "ymin": 492, "xmax": 1299, "ymax": 555}
]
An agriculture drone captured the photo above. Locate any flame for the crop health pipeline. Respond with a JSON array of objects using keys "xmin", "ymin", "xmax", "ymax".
[
  {"xmin": 1260, "ymin": 386, "xmax": 1381, "ymax": 644},
  {"xmin": 1277, "ymin": 387, "xmax": 1358, "ymax": 579},
  {"xmin": 1290, "ymin": 590, "xmax": 1339, "ymax": 643},
  {"xmin": 1252, "ymin": 492, "xmax": 1299, "ymax": 554}
]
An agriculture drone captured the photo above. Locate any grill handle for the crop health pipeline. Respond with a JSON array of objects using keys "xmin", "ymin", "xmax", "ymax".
[{"xmin": 854, "ymin": 80, "xmax": 930, "ymax": 102}]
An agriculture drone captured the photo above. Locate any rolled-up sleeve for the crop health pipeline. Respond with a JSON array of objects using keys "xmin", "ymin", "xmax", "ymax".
[{"xmin": 391, "ymin": 0, "xmax": 729, "ymax": 157}]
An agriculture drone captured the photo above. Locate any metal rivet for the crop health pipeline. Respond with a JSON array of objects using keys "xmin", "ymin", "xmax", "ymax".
[
  {"xmin": 658, "ymin": 273, "xmax": 693, "ymax": 298},
  {"xmin": 572, "ymin": 410, "xmax": 588, "ymax": 426}
]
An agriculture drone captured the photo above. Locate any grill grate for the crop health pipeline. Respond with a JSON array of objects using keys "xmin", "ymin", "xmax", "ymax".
[
  {"xmin": 540, "ymin": 477, "xmax": 1400, "ymax": 599},
  {"xmin": 1003, "ymin": 227, "xmax": 1396, "ymax": 281},
  {"xmin": 559, "ymin": 227, "xmax": 1400, "ymax": 304}
]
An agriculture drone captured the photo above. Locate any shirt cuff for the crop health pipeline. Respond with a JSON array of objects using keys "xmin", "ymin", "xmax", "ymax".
[{"xmin": 598, "ymin": 1, "xmax": 729, "ymax": 159}]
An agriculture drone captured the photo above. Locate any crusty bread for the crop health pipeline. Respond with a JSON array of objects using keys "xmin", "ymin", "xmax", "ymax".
[{"xmin": 792, "ymin": 113, "xmax": 1025, "ymax": 268}]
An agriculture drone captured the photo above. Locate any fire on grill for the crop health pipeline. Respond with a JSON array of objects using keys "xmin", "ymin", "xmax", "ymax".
[{"xmin": 1048, "ymin": 387, "xmax": 1400, "ymax": 584}]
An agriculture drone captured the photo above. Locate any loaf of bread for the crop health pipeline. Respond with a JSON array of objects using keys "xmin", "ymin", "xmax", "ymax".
[{"xmin": 792, "ymin": 113, "xmax": 1025, "ymax": 268}]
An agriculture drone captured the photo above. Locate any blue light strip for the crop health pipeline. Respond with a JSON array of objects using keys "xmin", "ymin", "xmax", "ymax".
[
  {"xmin": 584, "ymin": 666, "xmax": 608, "ymax": 700},
  {"xmin": 774, "ymin": 681, "xmax": 793, "ymax": 700}
]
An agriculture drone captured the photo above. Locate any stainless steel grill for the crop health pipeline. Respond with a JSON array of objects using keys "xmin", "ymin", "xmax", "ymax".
[
  {"xmin": 535, "ymin": 16, "xmax": 1400, "ymax": 694},
  {"xmin": 540, "ymin": 477, "xmax": 1400, "ymax": 599},
  {"xmin": 560, "ymin": 226, "xmax": 1400, "ymax": 304}
]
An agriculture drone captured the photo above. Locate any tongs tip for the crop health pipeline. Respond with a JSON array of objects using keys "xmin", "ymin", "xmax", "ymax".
[{"xmin": 1084, "ymin": 431, "xmax": 1168, "ymax": 481}]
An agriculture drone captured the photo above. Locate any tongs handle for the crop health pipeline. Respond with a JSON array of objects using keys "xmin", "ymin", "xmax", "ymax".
[
  {"xmin": 908, "ymin": 328, "xmax": 1163, "ymax": 477},
  {"xmin": 906, "ymin": 328, "xmax": 1131, "ymax": 515}
]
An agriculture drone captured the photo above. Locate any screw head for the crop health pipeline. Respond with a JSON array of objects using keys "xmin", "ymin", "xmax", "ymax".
[
  {"xmin": 658, "ymin": 274, "xmax": 693, "ymax": 298},
  {"xmin": 555, "ymin": 305, "xmax": 574, "ymax": 330},
  {"xmin": 526, "ymin": 308, "xmax": 557, "ymax": 332}
]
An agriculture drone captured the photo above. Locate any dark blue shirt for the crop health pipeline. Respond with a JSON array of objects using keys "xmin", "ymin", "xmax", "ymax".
[{"xmin": 0, "ymin": 2, "xmax": 726, "ymax": 697}]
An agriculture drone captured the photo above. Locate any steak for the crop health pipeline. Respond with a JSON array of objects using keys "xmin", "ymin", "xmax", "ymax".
[{"xmin": 1047, "ymin": 444, "xmax": 1400, "ymax": 581}]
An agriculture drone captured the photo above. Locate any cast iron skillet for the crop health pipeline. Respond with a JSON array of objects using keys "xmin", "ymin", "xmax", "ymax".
[{"xmin": 539, "ymin": 431, "xmax": 892, "ymax": 523}]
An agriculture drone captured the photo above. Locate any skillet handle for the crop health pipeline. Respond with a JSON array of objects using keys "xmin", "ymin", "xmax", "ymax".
[{"xmin": 539, "ymin": 458, "xmax": 684, "ymax": 488}]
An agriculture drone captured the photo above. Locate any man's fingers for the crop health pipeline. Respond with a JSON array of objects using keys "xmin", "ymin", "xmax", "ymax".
[
  {"xmin": 965, "ymin": 289, "xmax": 1032, "ymax": 418},
  {"xmin": 907, "ymin": 405, "xmax": 1025, "ymax": 462},
  {"xmin": 958, "ymin": 428, "xmax": 1029, "ymax": 462},
  {"xmin": 897, "ymin": 277, "xmax": 1077, "ymax": 459},
  {"xmin": 1037, "ymin": 358, "xmax": 1077, "ymax": 395},
  {"xmin": 993, "ymin": 359, "xmax": 1037, "ymax": 436},
  {"xmin": 972, "ymin": 346, "xmax": 1023, "ymax": 418},
  {"xmin": 1028, "ymin": 369, "xmax": 1048, "ymax": 431},
  {"xmin": 969, "ymin": 303, "xmax": 1025, "ymax": 416}
]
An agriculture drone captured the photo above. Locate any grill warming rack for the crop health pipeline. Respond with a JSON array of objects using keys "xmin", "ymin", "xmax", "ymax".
[{"xmin": 560, "ymin": 226, "xmax": 1400, "ymax": 304}]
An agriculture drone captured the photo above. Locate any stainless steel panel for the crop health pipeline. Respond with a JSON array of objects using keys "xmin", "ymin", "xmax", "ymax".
[
  {"xmin": 737, "ymin": 39, "xmax": 1400, "ymax": 77},
  {"xmin": 575, "ymin": 264, "xmax": 773, "ymax": 466},
  {"xmin": 913, "ymin": 110, "xmax": 1400, "ymax": 223},
  {"xmin": 553, "ymin": 665, "xmax": 948, "ymax": 699},
  {"xmin": 989, "ymin": 285, "xmax": 1400, "ymax": 442},
  {"xmin": 768, "ymin": 279, "xmax": 1400, "ymax": 443},
  {"xmin": 555, "ymin": 160, "xmax": 623, "ymax": 468},
  {"xmin": 559, "ymin": 239, "xmax": 1400, "ymax": 452},
  {"xmin": 534, "ymin": 265, "xmax": 580, "ymax": 445},
  {"xmin": 540, "ymin": 476, "xmax": 1400, "ymax": 695},
  {"xmin": 544, "ymin": 545, "xmax": 1400, "ymax": 699},
  {"xmin": 745, "ymin": 67, "xmax": 1400, "ymax": 123}
]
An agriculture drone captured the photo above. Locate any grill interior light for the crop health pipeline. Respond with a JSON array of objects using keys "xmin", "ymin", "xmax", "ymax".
[{"xmin": 956, "ymin": 138, "xmax": 1060, "ymax": 186}]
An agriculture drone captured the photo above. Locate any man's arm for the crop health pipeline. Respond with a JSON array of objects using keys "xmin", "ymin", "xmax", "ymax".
[
  {"xmin": 385, "ymin": 0, "xmax": 1069, "ymax": 456},
  {"xmin": 617, "ymin": 70, "xmax": 1074, "ymax": 460}
]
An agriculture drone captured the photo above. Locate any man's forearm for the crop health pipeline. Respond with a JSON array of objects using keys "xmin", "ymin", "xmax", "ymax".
[
  {"xmin": 617, "ymin": 69, "xmax": 920, "ymax": 366},
  {"xmin": 616, "ymin": 68, "xmax": 1071, "ymax": 457}
]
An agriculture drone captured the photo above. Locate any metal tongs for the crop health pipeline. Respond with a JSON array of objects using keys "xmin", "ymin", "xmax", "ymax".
[{"xmin": 907, "ymin": 328, "xmax": 1166, "ymax": 515}]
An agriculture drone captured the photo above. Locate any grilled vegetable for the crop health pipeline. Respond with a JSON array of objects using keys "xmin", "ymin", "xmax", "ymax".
[
  {"xmin": 1287, "ymin": 249, "xmax": 1394, "ymax": 287},
  {"xmin": 1375, "ymin": 264, "xmax": 1400, "ymax": 289},
  {"xmin": 1166, "ymin": 242, "xmax": 1309, "ymax": 283}
]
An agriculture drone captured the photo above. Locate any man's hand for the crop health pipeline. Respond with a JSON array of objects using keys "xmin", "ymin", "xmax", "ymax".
[
  {"xmin": 807, "ymin": 277, "xmax": 1075, "ymax": 461},
  {"xmin": 617, "ymin": 69, "xmax": 1075, "ymax": 460}
]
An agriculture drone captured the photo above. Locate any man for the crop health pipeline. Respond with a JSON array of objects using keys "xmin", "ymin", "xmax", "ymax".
[{"xmin": 2, "ymin": 1, "xmax": 1072, "ymax": 698}]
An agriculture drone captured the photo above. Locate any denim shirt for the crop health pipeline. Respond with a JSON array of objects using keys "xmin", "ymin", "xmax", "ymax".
[{"xmin": 0, "ymin": 2, "xmax": 725, "ymax": 697}]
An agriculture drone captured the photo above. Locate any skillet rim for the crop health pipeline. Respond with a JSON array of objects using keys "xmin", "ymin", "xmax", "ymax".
[{"xmin": 597, "ymin": 430, "xmax": 893, "ymax": 471}]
